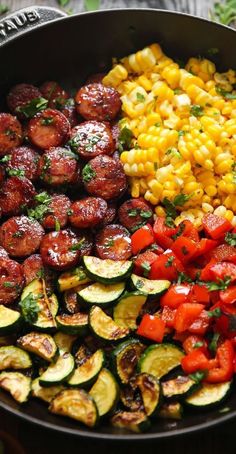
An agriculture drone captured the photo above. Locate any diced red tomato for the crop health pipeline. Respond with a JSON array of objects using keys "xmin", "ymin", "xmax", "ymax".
[
  {"xmin": 202, "ymin": 214, "xmax": 232, "ymax": 240},
  {"xmin": 161, "ymin": 305, "xmax": 176, "ymax": 328},
  {"xmin": 131, "ymin": 224, "xmax": 155, "ymax": 255},
  {"xmin": 179, "ymin": 220, "xmax": 200, "ymax": 242},
  {"xmin": 193, "ymin": 238, "xmax": 218, "ymax": 258},
  {"xmin": 172, "ymin": 236, "xmax": 199, "ymax": 264},
  {"xmin": 183, "ymin": 335, "xmax": 208, "ymax": 355},
  {"xmin": 191, "ymin": 284, "xmax": 210, "ymax": 305},
  {"xmin": 137, "ymin": 314, "xmax": 166, "ymax": 343},
  {"xmin": 181, "ymin": 349, "xmax": 209, "ymax": 374},
  {"xmin": 160, "ymin": 284, "xmax": 191, "ymax": 309},
  {"xmin": 210, "ymin": 262, "xmax": 236, "ymax": 282},
  {"xmin": 200, "ymin": 259, "xmax": 217, "ymax": 281},
  {"xmin": 205, "ymin": 340, "xmax": 234, "ymax": 383},
  {"xmin": 134, "ymin": 250, "xmax": 158, "ymax": 276},
  {"xmin": 174, "ymin": 303, "xmax": 204, "ymax": 333},
  {"xmin": 148, "ymin": 244, "xmax": 164, "ymax": 255},
  {"xmin": 188, "ymin": 310, "xmax": 211, "ymax": 335},
  {"xmin": 153, "ymin": 217, "xmax": 177, "ymax": 249},
  {"xmin": 220, "ymin": 286, "xmax": 236, "ymax": 305},
  {"xmin": 150, "ymin": 252, "xmax": 184, "ymax": 281},
  {"xmin": 209, "ymin": 244, "xmax": 236, "ymax": 264},
  {"xmin": 187, "ymin": 265, "xmax": 201, "ymax": 280},
  {"xmin": 215, "ymin": 313, "xmax": 230, "ymax": 337}
]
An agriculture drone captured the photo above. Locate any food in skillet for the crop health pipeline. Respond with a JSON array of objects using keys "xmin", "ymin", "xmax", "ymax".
[{"xmin": 0, "ymin": 43, "xmax": 235, "ymax": 434}]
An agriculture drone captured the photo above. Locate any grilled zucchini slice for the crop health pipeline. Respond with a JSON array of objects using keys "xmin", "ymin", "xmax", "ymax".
[
  {"xmin": 138, "ymin": 344, "xmax": 184, "ymax": 379},
  {"xmin": 39, "ymin": 350, "xmax": 74, "ymax": 386},
  {"xmin": 58, "ymin": 266, "xmax": 91, "ymax": 292},
  {"xmin": 162, "ymin": 375, "xmax": 198, "ymax": 399},
  {"xmin": 0, "ymin": 372, "xmax": 31, "ymax": 403},
  {"xmin": 0, "ymin": 346, "xmax": 32, "ymax": 370},
  {"xmin": 111, "ymin": 411, "xmax": 150, "ymax": 433},
  {"xmin": 53, "ymin": 332, "xmax": 77, "ymax": 352},
  {"xmin": 89, "ymin": 306, "xmax": 129, "ymax": 342},
  {"xmin": 135, "ymin": 373, "xmax": 162, "ymax": 417},
  {"xmin": 185, "ymin": 381, "xmax": 232, "ymax": 408},
  {"xmin": 78, "ymin": 282, "xmax": 125, "ymax": 307},
  {"xmin": 68, "ymin": 349, "xmax": 104, "ymax": 387},
  {"xmin": 64, "ymin": 287, "xmax": 81, "ymax": 314},
  {"xmin": 111, "ymin": 339, "xmax": 145, "ymax": 384},
  {"xmin": 56, "ymin": 313, "xmax": 88, "ymax": 335},
  {"xmin": 83, "ymin": 256, "xmax": 133, "ymax": 284},
  {"xmin": 159, "ymin": 402, "xmax": 183, "ymax": 420},
  {"xmin": 31, "ymin": 378, "xmax": 64, "ymax": 403},
  {"xmin": 17, "ymin": 332, "xmax": 57, "ymax": 362},
  {"xmin": 89, "ymin": 368, "xmax": 119, "ymax": 417},
  {"xmin": 49, "ymin": 389, "xmax": 99, "ymax": 427},
  {"xmin": 131, "ymin": 274, "xmax": 170, "ymax": 297},
  {"xmin": 0, "ymin": 306, "xmax": 22, "ymax": 335},
  {"xmin": 113, "ymin": 292, "xmax": 147, "ymax": 330}
]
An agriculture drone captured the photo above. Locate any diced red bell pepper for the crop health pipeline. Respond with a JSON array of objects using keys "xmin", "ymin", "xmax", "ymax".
[
  {"xmin": 209, "ymin": 244, "xmax": 236, "ymax": 264},
  {"xmin": 174, "ymin": 303, "xmax": 204, "ymax": 333},
  {"xmin": 172, "ymin": 237, "xmax": 199, "ymax": 264},
  {"xmin": 131, "ymin": 224, "xmax": 155, "ymax": 255},
  {"xmin": 160, "ymin": 284, "xmax": 191, "ymax": 309},
  {"xmin": 210, "ymin": 262, "xmax": 236, "ymax": 283},
  {"xmin": 179, "ymin": 220, "xmax": 200, "ymax": 242},
  {"xmin": 187, "ymin": 266, "xmax": 202, "ymax": 280},
  {"xmin": 181, "ymin": 349, "xmax": 209, "ymax": 374},
  {"xmin": 191, "ymin": 284, "xmax": 210, "ymax": 305},
  {"xmin": 137, "ymin": 314, "xmax": 166, "ymax": 343},
  {"xmin": 153, "ymin": 217, "xmax": 177, "ymax": 249},
  {"xmin": 150, "ymin": 252, "xmax": 184, "ymax": 281},
  {"xmin": 220, "ymin": 286, "xmax": 236, "ymax": 305},
  {"xmin": 215, "ymin": 313, "xmax": 230, "ymax": 337},
  {"xmin": 183, "ymin": 335, "xmax": 208, "ymax": 355},
  {"xmin": 205, "ymin": 340, "xmax": 234, "ymax": 383},
  {"xmin": 148, "ymin": 244, "xmax": 164, "ymax": 255},
  {"xmin": 134, "ymin": 250, "xmax": 158, "ymax": 276},
  {"xmin": 161, "ymin": 305, "xmax": 176, "ymax": 328},
  {"xmin": 188, "ymin": 310, "xmax": 211, "ymax": 335},
  {"xmin": 202, "ymin": 214, "xmax": 232, "ymax": 240},
  {"xmin": 194, "ymin": 238, "xmax": 218, "ymax": 258},
  {"xmin": 200, "ymin": 259, "xmax": 217, "ymax": 281}
]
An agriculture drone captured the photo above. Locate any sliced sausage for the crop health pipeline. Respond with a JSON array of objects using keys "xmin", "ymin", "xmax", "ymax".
[
  {"xmin": 75, "ymin": 83, "xmax": 121, "ymax": 121},
  {"xmin": 100, "ymin": 202, "xmax": 117, "ymax": 226},
  {"xmin": 40, "ymin": 229, "xmax": 81, "ymax": 270},
  {"xmin": 42, "ymin": 194, "xmax": 71, "ymax": 230},
  {"xmin": 6, "ymin": 146, "xmax": 40, "ymax": 181},
  {"xmin": 0, "ymin": 215, "xmax": 44, "ymax": 258},
  {"xmin": 22, "ymin": 254, "xmax": 44, "ymax": 285},
  {"xmin": 70, "ymin": 121, "xmax": 115, "ymax": 160},
  {"xmin": 96, "ymin": 224, "xmax": 132, "ymax": 260},
  {"xmin": 37, "ymin": 147, "xmax": 78, "ymax": 186},
  {"xmin": 118, "ymin": 198, "xmax": 154, "ymax": 232},
  {"xmin": 60, "ymin": 99, "xmax": 78, "ymax": 128},
  {"xmin": 0, "ymin": 247, "xmax": 8, "ymax": 259},
  {"xmin": 0, "ymin": 258, "xmax": 24, "ymax": 305},
  {"xmin": 40, "ymin": 81, "xmax": 69, "ymax": 108},
  {"xmin": 0, "ymin": 166, "xmax": 5, "ymax": 187},
  {"xmin": 111, "ymin": 123, "xmax": 120, "ymax": 150},
  {"xmin": 82, "ymin": 155, "xmax": 127, "ymax": 200},
  {"xmin": 7, "ymin": 83, "xmax": 42, "ymax": 119},
  {"xmin": 69, "ymin": 197, "xmax": 107, "ymax": 229},
  {"xmin": 0, "ymin": 176, "xmax": 36, "ymax": 216},
  {"xmin": 0, "ymin": 113, "xmax": 23, "ymax": 156},
  {"xmin": 27, "ymin": 108, "xmax": 70, "ymax": 150},
  {"xmin": 75, "ymin": 231, "xmax": 93, "ymax": 257}
]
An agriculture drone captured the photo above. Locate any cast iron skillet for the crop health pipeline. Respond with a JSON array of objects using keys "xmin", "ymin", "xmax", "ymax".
[{"xmin": 0, "ymin": 5, "xmax": 236, "ymax": 440}]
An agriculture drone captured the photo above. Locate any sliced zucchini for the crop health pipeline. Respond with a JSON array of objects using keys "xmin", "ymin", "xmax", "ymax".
[
  {"xmin": 0, "ymin": 346, "xmax": 32, "ymax": 370},
  {"xmin": 31, "ymin": 378, "xmax": 64, "ymax": 403},
  {"xmin": 131, "ymin": 274, "xmax": 170, "ymax": 297},
  {"xmin": 53, "ymin": 332, "xmax": 77, "ymax": 352},
  {"xmin": 20, "ymin": 279, "xmax": 56, "ymax": 331},
  {"xmin": 68, "ymin": 349, "xmax": 104, "ymax": 387},
  {"xmin": 56, "ymin": 313, "xmax": 88, "ymax": 335},
  {"xmin": 89, "ymin": 306, "xmax": 129, "ymax": 342},
  {"xmin": 89, "ymin": 368, "xmax": 119, "ymax": 417},
  {"xmin": 48, "ymin": 293, "xmax": 59, "ymax": 317},
  {"xmin": 111, "ymin": 339, "xmax": 145, "ymax": 384},
  {"xmin": 39, "ymin": 350, "xmax": 74, "ymax": 386},
  {"xmin": 0, "ymin": 306, "xmax": 22, "ymax": 335},
  {"xmin": 78, "ymin": 282, "xmax": 125, "ymax": 307},
  {"xmin": 111, "ymin": 411, "xmax": 150, "ymax": 433},
  {"xmin": 120, "ymin": 386, "xmax": 143, "ymax": 412},
  {"xmin": 162, "ymin": 375, "xmax": 198, "ymax": 400},
  {"xmin": 49, "ymin": 389, "xmax": 99, "ymax": 427},
  {"xmin": 138, "ymin": 344, "xmax": 184, "ymax": 379},
  {"xmin": 159, "ymin": 402, "xmax": 183, "ymax": 420},
  {"xmin": 185, "ymin": 381, "xmax": 232, "ymax": 408},
  {"xmin": 113, "ymin": 292, "xmax": 147, "ymax": 330},
  {"xmin": 0, "ymin": 372, "xmax": 31, "ymax": 403},
  {"xmin": 83, "ymin": 256, "xmax": 133, "ymax": 284},
  {"xmin": 74, "ymin": 344, "xmax": 91, "ymax": 366},
  {"xmin": 17, "ymin": 332, "xmax": 57, "ymax": 362},
  {"xmin": 64, "ymin": 287, "xmax": 81, "ymax": 314},
  {"xmin": 135, "ymin": 373, "xmax": 162, "ymax": 417},
  {"xmin": 58, "ymin": 266, "xmax": 91, "ymax": 292}
]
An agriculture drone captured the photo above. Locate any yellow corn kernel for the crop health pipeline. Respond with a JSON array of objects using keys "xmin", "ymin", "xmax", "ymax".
[
  {"xmin": 144, "ymin": 190, "xmax": 159, "ymax": 205},
  {"xmin": 225, "ymin": 210, "xmax": 234, "ymax": 222},
  {"xmin": 102, "ymin": 64, "xmax": 128, "ymax": 87},
  {"xmin": 214, "ymin": 205, "xmax": 227, "ymax": 216},
  {"xmin": 147, "ymin": 180, "xmax": 163, "ymax": 197},
  {"xmin": 202, "ymin": 203, "xmax": 214, "ymax": 213},
  {"xmin": 155, "ymin": 206, "xmax": 166, "ymax": 217},
  {"xmin": 205, "ymin": 185, "xmax": 218, "ymax": 197},
  {"xmin": 138, "ymin": 75, "xmax": 153, "ymax": 91},
  {"xmin": 149, "ymin": 43, "xmax": 163, "ymax": 61}
]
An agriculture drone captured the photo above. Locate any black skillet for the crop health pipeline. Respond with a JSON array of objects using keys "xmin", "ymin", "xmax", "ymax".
[{"xmin": 0, "ymin": 5, "xmax": 236, "ymax": 440}]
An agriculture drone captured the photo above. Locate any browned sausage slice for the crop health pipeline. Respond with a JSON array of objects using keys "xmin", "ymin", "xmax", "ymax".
[
  {"xmin": 100, "ymin": 202, "xmax": 117, "ymax": 227},
  {"xmin": 40, "ymin": 229, "xmax": 84, "ymax": 270},
  {"xmin": 0, "ymin": 258, "xmax": 24, "ymax": 305},
  {"xmin": 6, "ymin": 146, "xmax": 40, "ymax": 181},
  {"xmin": 70, "ymin": 121, "xmax": 115, "ymax": 160},
  {"xmin": 82, "ymin": 155, "xmax": 127, "ymax": 200},
  {"xmin": 42, "ymin": 194, "xmax": 71, "ymax": 230},
  {"xmin": 118, "ymin": 198, "xmax": 154, "ymax": 232},
  {"xmin": 27, "ymin": 108, "xmax": 70, "ymax": 150},
  {"xmin": 22, "ymin": 254, "xmax": 44, "ymax": 285},
  {"xmin": 0, "ymin": 176, "xmax": 36, "ymax": 216},
  {"xmin": 0, "ymin": 166, "xmax": 5, "ymax": 187},
  {"xmin": 37, "ymin": 148, "xmax": 78, "ymax": 186},
  {"xmin": 7, "ymin": 83, "xmax": 42, "ymax": 118},
  {"xmin": 0, "ymin": 215, "xmax": 44, "ymax": 258},
  {"xmin": 40, "ymin": 81, "xmax": 69, "ymax": 108},
  {"xmin": 0, "ymin": 247, "xmax": 8, "ymax": 259},
  {"xmin": 69, "ymin": 197, "xmax": 107, "ymax": 229},
  {"xmin": 76, "ymin": 231, "xmax": 93, "ymax": 257},
  {"xmin": 95, "ymin": 224, "xmax": 132, "ymax": 260},
  {"xmin": 0, "ymin": 113, "xmax": 23, "ymax": 156},
  {"xmin": 75, "ymin": 83, "xmax": 121, "ymax": 121}
]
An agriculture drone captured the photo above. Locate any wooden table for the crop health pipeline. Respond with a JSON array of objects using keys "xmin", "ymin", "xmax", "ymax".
[{"xmin": 0, "ymin": 0, "xmax": 235, "ymax": 452}]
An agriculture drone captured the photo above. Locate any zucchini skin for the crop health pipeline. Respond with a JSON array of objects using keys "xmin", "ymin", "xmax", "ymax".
[
  {"xmin": 111, "ymin": 411, "xmax": 151, "ymax": 433},
  {"xmin": 77, "ymin": 282, "xmax": 125, "ymax": 308},
  {"xmin": 39, "ymin": 351, "xmax": 75, "ymax": 387},
  {"xmin": 138, "ymin": 343, "xmax": 184, "ymax": 379},
  {"xmin": 111, "ymin": 339, "xmax": 145, "ymax": 384},
  {"xmin": 89, "ymin": 368, "xmax": 120, "ymax": 417},
  {"xmin": 67, "ymin": 349, "xmax": 105, "ymax": 388},
  {"xmin": 89, "ymin": 306, "xmax": 130, "ymax": 343},
  {"xmin": 0, "ymin": 306, "xmax": 22, "ymax": 335},
  {"xmin": 82, "ymin": 256, "xmax": 133, "ymax": 284},
  {"xmin": 185, "ymin": 381, "xmax": 232, "ymax": 409},
  {"xmin": 56, "ymin": 313, "xmax": 88, "ymax": 336}
]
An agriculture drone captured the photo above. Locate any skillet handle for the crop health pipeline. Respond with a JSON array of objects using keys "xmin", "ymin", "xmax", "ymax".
[{"xmin": 0, "ymin": 5, "xmax": 67, "ymax": 46}]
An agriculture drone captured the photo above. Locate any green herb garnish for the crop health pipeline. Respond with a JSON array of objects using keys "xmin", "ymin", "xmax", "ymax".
[
  {"xmin": 35, "ymin": 192, "xmax": 52, "ymax": 204},
  {"xmin": 209, "ymin": 333, "xmax": 220, "ymax": 353},
  {"xmin": 118, "ymin": 126, "xmax": 134, "ymax": 152},
  {"xmin": 189, "ymin": 370, "xmax": 208, "ymax": 383},
  {"xmin": 205, "ymin": 276, "xmax": 231, "ymax": 291},
  {"xmin": 190, "ymin": 105, "xmax": 204, "ymax": 117},
  {"xmin": 19, "ymin": 293, "xmax": 40, "ymax": 324},
  {"xmin": 216, "ymin": 85, "xmax": 236, "ymax": 99},
  {"xmin": 207, "ymin": 307, "xmax": 222, "ymax": 318},
  {"xmin": 55, "ymin": 219, "xmax": 61, "ymax": 232},
  {"xmin": 69, "ymin": 238, "xmax": 85, "ymax": 252},
  {"xmin": 141, "ymin": 262, "xmax": 151, "ymax": 278},
  {"xmin": 177, "ymin": 272, "xmax": 193, "ymax": 284},
  {"xmin": 82, "ymin": 164, "xmax": 96, "ymax": 183},
  {"xmin": 41, "ymin": 117, "xmax": 54, "ymax": 126},
  {"xmin": 136, "ymin": 92, "xmax": 145, "ymax": 103},
  {"xmin": 225, "ymin": 232, "xmax": 236, "ymax": 246},
  {"xmin": 165, "ymin": 256, "xmax": 175, "ymax": 268},
  {"xmin": 193, "ymin": 341, "xmax": 204, "ymax": 348},
  {"xmin": 16, "ymin": 97, "xmax": 48, "ymax": 118},
  {"xmin": 3, "ymin": 281, "xmax": 15, "ymax": 288}
]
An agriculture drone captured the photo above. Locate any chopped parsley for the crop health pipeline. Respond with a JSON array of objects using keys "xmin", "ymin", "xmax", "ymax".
[
  {"xmin": 136, "ymin": 279, "xmax": 144, "ymax": 289},
  {"xmin": 216, "ymin": 85, "xmax": 236, "ymax": 99},
  {"xmin": 3, "ymin": 281, "xmax": 15, "ymax": 288},
  {"xmin": 35, "ymin": 192, "xmax": 52, "ymax": 205},
  {"xmin": 189, "ymin": 370, "xmax": 208, "ymax": 384},
  {"xmin": 55, "ymin": 219, "xmax": 61, "ymax": 232},
  {"xmin": 207, "ymin": 307, "xmax": 222, "ymax": 318},
  {"xmin": 174, "ymin": 193, "xmax": 191, "ymax": 206},
  {"xmin": 178, "ymin": 130, "xmax": 186, "ymax": 137},
  {"xmin": 136, "ymin": 92, "xmax": 145, "ymax": 103},
  {"xmin": 172, "ymin": 222, "xmax": 185, "ymax": 240},
  {"xmin": 163, "ymin": 194, "xmax": 191, "ymax": 227},
  {"xmin": 193, "ymin": 341, "xmax": 204, "ymax": 349},
  {"xmin": 190, "ymin": 105, "xmax": 204, "ymax": 117},
  {"xmin": 82, "ymin": 164, "xmax": 96, "ymax": 183},
  {"xmin": 177, "ymin": 272, "xmax": 193, "ymax": 284},
  {"xmin": 165, "ymin": 256, "xmax": 175, "ymax": 268},
  {"xmin": 209, "ymin": 332, "xmax": 220, "ymax": 353},
  {"xmin": 12, "ymin": 231, "xmax": 24, "ymax": 238},
  {"xmin": 41, "ymin": 117, "xmax": 54, "ymax": 126},
  {"xmin": 104, "ymin": 238, "xmax": 115, "ymax": 248},
  {"xmin": 67, "ymin": 209, "xmax": 73, "ymax": 216},
  {"xmin": 19, "ymin": 293, "xmax": 40, "ymax": 324},
  {"xmin": 16, "ymin": 97, "xmax": 48, "ymax": 118},
  {"xmin": 127, "ymin": 208, "xmax": 152, "ymax": 219},
  {"xmin": 36, "ymin": 268, "xmax": 45, "ymax": 279},
  {"xmin": 7, "ymin": 168, "xmax": 25, "ymax": 177},
  {"xmin": 141, "ymin": 262, "xmax": 151, "ymax": 277},
  {"xmin": 0, "ymin": 155, "xmax": 10, "ymax": 163},
  {"xmin": 118, "ymin": 126, "xmax": 134, "ymax": 152},
  {"xmin": 128, "ymin": 209, "xmax": 138, "ymax": 217},
  {"xmin": 207, "ymin": 47, "xmax": 219, "ymax": 56},
  {"xmin": 69, "ymin": 238, "xmax": 85, "ymax": 251},
  {"xmin": 225, "ymin": 232, "xmax": 236, "ymax": 246},
  {"xmin": 28, "ymin": 192, "xmax": 52, "ymax": 222},
  {"xmin": 174, "ymin": 88, "xmax": 182, "ymax": 94},
  {"xmin": 204, "ymin": 276, "xmax": 231, "ymax": 291}
]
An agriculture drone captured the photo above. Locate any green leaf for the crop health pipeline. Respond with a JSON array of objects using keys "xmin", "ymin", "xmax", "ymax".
[
  {"xmin": 3, "ymin": 281, "xmax": 15, "ymax": 288},
  {"xmin": 225, "ymin": 232, "xmax": 236, "ymax": 246},
  {"xmin": 41, "ymin": 117, "xmax": 54, "ymax": 126},
  {"xmin": 190, "ymin": 104, "xmax": 204, "ymax": 117},
  {"xmin": 27, "ymin": 204, "xmax": 52, "ymax": 222},
  {"xmin": 171, "ymin": 222, "xmax": 185, "ymax": 240},
  {"xmin": 6, "ymin": 168, "xmax": 25, "ymax": 177},
  {"xmin": 207, "ymin": 307, "xmax": 222, "ymax": 318},
  {"xmin": 165, "ymin": 256, "xmax": 175, "ymax": 268},
  {"xmin": 141, "ymin": 262, "xmax": 151, "ymax": 278},
  {"xmin": 209, "ymin": 332, "xmax": 220, "ymax": 353},
  {"xmin": 35, "ymin": 192, "xmax": 51, "ymax": 205},
  {"xmin": 19, "ymin": 293, "xmax": 40, "ymax": 324},
  {"xmin": 177, "ymin": 272, "xmax": 193, "ymax": 284},
  {"xmin": 55, "ymin": 219, "xmax": 61, "ymax": 232},
  {"xmin": 204, "ymin": 276, "xmax": 231, "ymax": 291},
  {"xmin": 69, "ymin": 238, "xmax": 85, "ymax": 251},
  {"xmin": 82, "ymin": 164, "xmax": 96, "ymax": 183},
  {"xmin": 162, "ymin": 198, "xmax": 177, "ymax": 219},
  {"xmin": 136, "ymin": 92, "xmax": 145, "ymax": 102},
  {"xmin": 173, "ymin": 193, "xmax": 191, "ymax": 206},
  {"xmin": 16, "ymin": 97, "xmax": 48, "ymax": 118},
  {"xmin": 84, "ymin": 0, "xmax": 100, "ymax": 11},
  {"xmin": 216, "ymin": 85, "xmax": 236, "ymax": 99},
  {"xmin": 118, "ymin": 126, "xmax": 134, "ymax": 152},
  {"xmin": 211, "ymin": 0, "xmax": 236, "ymax": 25},
  {"xmin": 193, "ymin": 341, "xmax": 204, "ymax": 348},
  {"xmin": 189, "ymin": 370, "xmax": 208, "ymax": 384}
]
